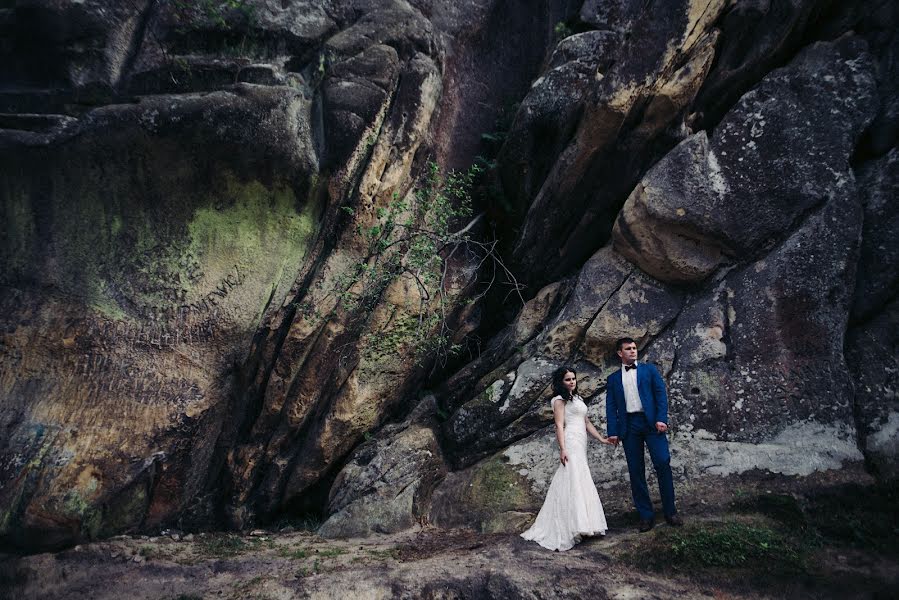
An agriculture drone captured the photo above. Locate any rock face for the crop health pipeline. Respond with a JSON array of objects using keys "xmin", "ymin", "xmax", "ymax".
[
  {"xmin": 0, "ymin": 86, "xmax": 320, "ymax": 549},
  {"xmin": 613, "ymin": 37, "xmax": 876, "ymax": 283},
  {"xmin": 1, "ymin": 0, "xmax": 897, "ymax": 551},
  {"xmin": 846, "ymin": 149, "xmax": 899, "ymax": 479},
  {"xmin": 318, "ymin": 397, "xmax": 446, "ymax": 538}
]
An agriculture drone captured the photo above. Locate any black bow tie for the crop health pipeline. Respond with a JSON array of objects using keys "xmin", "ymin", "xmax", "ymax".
[{"xmin": 624, "ymin": 364, "xmax": 637, "ymax": 371}]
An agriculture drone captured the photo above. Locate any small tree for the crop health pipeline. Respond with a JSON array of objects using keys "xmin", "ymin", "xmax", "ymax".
[{"xmin": 301, "ymin": 162, "xmax": 523, "ymax": 365}]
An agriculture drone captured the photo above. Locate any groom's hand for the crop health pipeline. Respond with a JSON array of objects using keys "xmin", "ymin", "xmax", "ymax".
[
  {"xmin": 655, "ymin": 422, "xmax": 668, "ymax": 433},
  {"xmin": 607, "ymin": 436, "xmax": 619, "ymax": 446}
]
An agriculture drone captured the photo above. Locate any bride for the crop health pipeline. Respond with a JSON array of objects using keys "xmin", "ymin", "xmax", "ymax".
[{"xmin": 521, "ymin": 366, "xmax": 612, "ymax": 551}]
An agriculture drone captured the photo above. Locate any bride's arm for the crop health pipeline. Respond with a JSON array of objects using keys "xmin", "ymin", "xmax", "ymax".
[
  {"xmin": 553, "ymin": 398, "xmax": 569, "ymax": 465},
  {"xmin": 586, "ymin": 415, "xmax": 613, "ymax": 445}
]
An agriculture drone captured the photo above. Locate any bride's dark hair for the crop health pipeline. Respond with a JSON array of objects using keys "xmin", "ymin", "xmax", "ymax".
[{"xmin": 551, "ymin": 366, "xmax": 577, "ymax": 401}]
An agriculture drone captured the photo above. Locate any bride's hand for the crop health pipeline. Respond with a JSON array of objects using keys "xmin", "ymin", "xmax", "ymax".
[{"xmin": 559, "ymin": 450, "xmax": 569, "ymax": 466}]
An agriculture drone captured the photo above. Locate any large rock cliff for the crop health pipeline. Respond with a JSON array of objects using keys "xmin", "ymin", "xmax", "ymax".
[{"xmin": 1, "ymin": 0, "xmax": 896, "ymax": 550}]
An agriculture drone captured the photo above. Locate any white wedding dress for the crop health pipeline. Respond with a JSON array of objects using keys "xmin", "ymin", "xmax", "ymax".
[{"xmin": 521, "ymin": 395, "xmax": 607, "ymax": 551}]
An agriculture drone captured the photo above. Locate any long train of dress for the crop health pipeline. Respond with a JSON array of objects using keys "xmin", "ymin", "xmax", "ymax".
[{"xmin": 521, "ymin": 395, "xmax": 607, "ymax": 551}]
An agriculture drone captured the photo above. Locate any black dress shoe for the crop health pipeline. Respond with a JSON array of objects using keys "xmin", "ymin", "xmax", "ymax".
[
  {"xmin": 665, "ymin": 514, "xmax": 684, "ymax": 527},
  {"xmin": 638, "ymin": 518, "xmax": 654, "ymax": 533}
]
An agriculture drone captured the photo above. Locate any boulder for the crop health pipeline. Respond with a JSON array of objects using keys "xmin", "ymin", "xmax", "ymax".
[
  {"xmin": 851, "ymin": 148, "xmax": 899, "ymax": 321},
  {"xmin": 845, "ymin": 299, "xmax": 899, "ymax": 479},
  {"xmin": 614, "ymin": 36, "xmax": 878, "ymax": 283},
  {"xmin": 318, "ymin": 397, "xmax": 446, "ymax": 538},
  {"xmin": 659, "ymin": 185, "xmax": 864, "ymax": 444},
  {"xmin": 845, "ymin": 148, "xmax": 899, "ymax": 478},
  {"xmin": 508, "ymin": 0, "xmax": 725, "ymax": 287}
]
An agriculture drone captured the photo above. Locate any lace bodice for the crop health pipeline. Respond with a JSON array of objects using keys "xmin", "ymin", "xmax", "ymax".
[{"xmin": 552, "ymin": 395, "xmax": 588, "ymax": 447}]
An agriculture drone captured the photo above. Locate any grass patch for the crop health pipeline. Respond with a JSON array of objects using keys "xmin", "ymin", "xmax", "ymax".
[
  {"xmin": 316, "ymin": 547, "xmax": 346, "ymax": 558},
  {"xmin": 278, "ymin": 546, "xmax": 309, "ymax": 560},
  {"xmin": 732, "ymin": 492, "xmax": 806, "ymax": 528},
  {"xmin": 731, "ymin": 481, "xmax": 899, "ymax": 555},
  {"xmin": 804, "ymin": 481, "xmax": 899, "ymax": 554},
  {"xmin": 195, "ymin": 534, "xmax": 248, "ymax": 558},
  {"xmin": 271, "ymin": 513, "xmax": 323, "ymax": 532},
  {"xmin": 625, "ymin": 520, "xmax": 806, "ymax": 574},
  {"xmin": 365, "ymin": 547, "xmax": 401, "ymax": 560}
]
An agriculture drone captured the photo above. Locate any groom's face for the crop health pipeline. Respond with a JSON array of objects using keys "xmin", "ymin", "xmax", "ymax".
[{"xmin": 617, "ymin": 342, "xmax": 638, "ymax": 365}]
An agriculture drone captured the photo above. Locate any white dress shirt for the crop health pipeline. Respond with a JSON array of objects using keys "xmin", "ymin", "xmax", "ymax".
[{"xmin": 622, "ymin": 362, "xmax": 643, "ymax": 413}]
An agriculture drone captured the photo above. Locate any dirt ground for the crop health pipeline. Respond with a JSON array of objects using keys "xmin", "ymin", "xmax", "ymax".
[
  {"xmin": 1, "ymin": 521, "xmax": 896, "ymax": 600},
  {"xmin": 2, "ymin": 473, "xmax": 898, "ymax": 599}
]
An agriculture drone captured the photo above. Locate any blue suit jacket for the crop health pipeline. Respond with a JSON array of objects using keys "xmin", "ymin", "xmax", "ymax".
[{"xmin": 605, "ymin": 362, "xmax": 668, "ymax": 439}]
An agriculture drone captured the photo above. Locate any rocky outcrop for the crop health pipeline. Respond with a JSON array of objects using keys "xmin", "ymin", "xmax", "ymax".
[
  {"xmin": 0, "ymin": 0, "xmax": 594, "ymax": 550},
  {"xmin": 0, "ymin": 0, "xmax": 457, "ymax": 548},
  {"xmin": 846, "ymin": 149, "xmax": 899, "ymax": 479},
  {"xmin": 0, "ymin": 85, "xmax": 319, "ymax": 549},
  {"xmin": 613, "ymin": 37, "xmax": 877, "ymax": 284},
  {"xmin": 505, "ymin": 0, "xmax": 727, "ymax": 286},
  {"xmin": 418, "ymin": 28, "xmax": 888, "ymax": 535},
  {"xmin": 318, "ymin": 397, "xmax": 446, "ymax": 538},
  {"xmin": 1, "ymin": 0, "xmax": 897, "ymax": 551}
]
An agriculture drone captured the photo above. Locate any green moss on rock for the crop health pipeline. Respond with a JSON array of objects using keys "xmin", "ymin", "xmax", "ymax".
[{"xmin": 467, "ymin": 457, "xmax": 532, "ymax": 514}]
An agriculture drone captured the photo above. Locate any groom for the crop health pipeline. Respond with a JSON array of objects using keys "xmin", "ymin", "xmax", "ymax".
[{"xmin": 606, "ymin": 337, "xmax": 682, "ymax": 532}]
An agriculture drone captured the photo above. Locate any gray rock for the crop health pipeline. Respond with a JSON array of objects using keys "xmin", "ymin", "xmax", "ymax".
[
  {"xmin": 498, "ymin": 35, "xmax": 614, "ymax": 218},
  {"xmin": 578, "ymin": 0, "xmax": 644, "ymax": 33},
  {"xmin": 319, "ymin": 398, "xmax": 447, "ymax": 538},
  {"xmin": 614, "ymin": 36, "xmax": 878, "ymax": 283},
  {"xmin": 547, "ymin": 30, "xmax": 620, "ymax": 70},
  {"xmin": 693, "ymin": 0, "xmax": 832, "ymax": 127},
  {"xmin": 443, "ymin": 357, "xmax": 559, "ymax": 464},
  {"xmin": 846, "ymin": 297, "xmax": 899, "ymax": 479},
  {"xmin": 508, "ymin": 0, "xmax": 725, "ymax": 287},
  {"xmin": 321, "ymin": 44, "xmax": 400, "ymax": 168},
  {"xmin": 12, "ymin": 0, "xmax": 151, "ymax": 88},
  {"xmin": 540, "ymin": 246, "xmax": 633, "ymax": 359},
  {"xmin": 665, "ymin": 185, "xmax": 863, "ymax": 443},
  {"xmin": 429, "ymin": 454, "xmax": 539, "ymax": 533},
  {"xmin": 580, "ymin": 268, "xmax": 683, "ymax": 365},
  {"xmin": 852, "ymin": 148, "xmax": 899, "ymax": 320}
]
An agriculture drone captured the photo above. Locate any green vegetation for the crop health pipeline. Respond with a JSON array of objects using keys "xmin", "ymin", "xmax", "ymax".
[
  {"xmin": 301, "ymin": 161, "xmax": 520, "ymax": 365},
  {"xmin": 627, "ymin": 520, "xmax": 805, "ymax": 573},
  {"xmin": 169, "ymin": 0, "xmax": 255, "ymax": 29},
  {"xmin": 139, "ymin": 544, "xmax": 163, "ymax": 560},
  {"xmin": 39, "ymin": 162, "xmax": 316, "ymax": 323},
  {"xmin": 621, "ymin": 482, "xmax": 899, "ymax": 595},
  {"xmin": 278, "ymin": 546, "xmax": 309, "ymax": 560},
  {"xmin": 808, "ymin": 482, "xmax": 899, "ymax": 553},
  {"xmin": 365, "ymin": 547, "xmax": 401, "ymax": 560},
  {"xmin": 553, "ymin": 21, "xmax": 573, "ymax": 40},
  {"xmin": 196, "ymin": 534, "xmax": 248, "ymax": 558},
  {"xmin": 468, "ymin": 456, "xmax": 531, "ymax": 514}
]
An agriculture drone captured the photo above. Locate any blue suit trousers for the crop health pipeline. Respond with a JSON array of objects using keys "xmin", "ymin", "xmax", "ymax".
[{"xmin": 622, "ymin": 412, "xmax": 677, "ymax": 521}]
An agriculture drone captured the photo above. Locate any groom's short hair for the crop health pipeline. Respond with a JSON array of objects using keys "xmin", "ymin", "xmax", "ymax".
[{"xmin": 615, "ymin": 337, "xmax": 637, "ymax": 351}]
